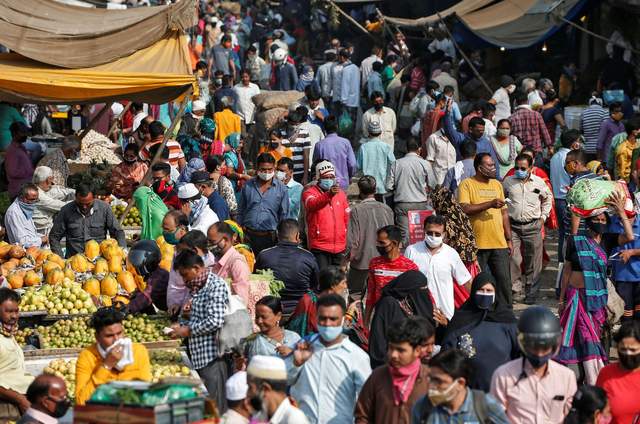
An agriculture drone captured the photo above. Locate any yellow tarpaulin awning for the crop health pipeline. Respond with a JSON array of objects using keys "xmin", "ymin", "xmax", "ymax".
[{"xmin": 0, "ymin": 33, "xmax": 197, "ymax": 104}]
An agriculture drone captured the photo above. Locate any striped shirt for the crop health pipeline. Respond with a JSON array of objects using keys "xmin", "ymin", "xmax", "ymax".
[
  {"xmin": 580, "ymin": 105, "xmax": 608, "ymax": 154},
  {"xmin": 366, "ymin": 255, "xmax": 418, "ymax": 309},
  {"xmin": 140, "ymin": 139, "xmax": 185, "ymax": 169},
  {"xmin": 284, "ymin": 127, "xmax": 311, "ymax": 177}
]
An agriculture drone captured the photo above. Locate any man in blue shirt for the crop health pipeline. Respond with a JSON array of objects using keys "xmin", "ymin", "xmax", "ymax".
[
  {"xmin": 441, "ymin": 99, "xmax": 499, "ymax": 178},
  {"xmin": 238, "ymin": 153, "xmax": 289, "ymax": 255},
  {"xmin": 276, "ymin": 157, "xmax": 303, "ymax": 220},
  {"xmin": 191, "ymin": 171, "xmax": 230, "ymax": 221}
]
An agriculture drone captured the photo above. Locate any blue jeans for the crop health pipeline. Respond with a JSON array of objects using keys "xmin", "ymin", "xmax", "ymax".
[{"xmin": 555, "ymin": 198, "xmax": 567, "ymax": 261}]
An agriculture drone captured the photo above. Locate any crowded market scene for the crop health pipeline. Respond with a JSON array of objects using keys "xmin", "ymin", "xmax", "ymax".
[{"xmin": 1, "ymin": 0, "xmax": 640, "ymax": 422}]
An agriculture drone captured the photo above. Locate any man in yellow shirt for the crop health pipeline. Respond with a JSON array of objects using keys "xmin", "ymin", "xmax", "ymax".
[
  {"xmin": 0, "ymin": 288, "xmax": 34, "ymax": 420},
  {"xmin": 458, "ymin": 153, "xmax": 513, "ymax": 307},
  {"xmin": 75, "ymin": 308, "xmax": 151, "ymax": 405},
  {"xmin": 214, "ymin": 96, "xmax": 241, "ymax": 143},
  {"xmin": 615, "ymin": 119, "xmax": 640, "ymax": 182}
]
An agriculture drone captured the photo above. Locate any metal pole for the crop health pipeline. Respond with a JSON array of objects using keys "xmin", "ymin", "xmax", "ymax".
[
  {"xmin": 436, "ymin": 12, "xmax": 493, "ymax": 96},
  {"xmin": 118, "ymin": 92, "xmax": 191, "ymax": 225}
]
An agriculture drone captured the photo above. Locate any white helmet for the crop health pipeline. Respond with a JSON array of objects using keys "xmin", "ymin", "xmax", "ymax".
[{"xmin": 272, "ymin": 48, "xmax": 287, "ymax": 62}]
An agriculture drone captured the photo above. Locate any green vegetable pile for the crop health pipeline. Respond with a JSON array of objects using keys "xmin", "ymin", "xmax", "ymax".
[{"xmin": 250, "ymin": 269, "xmax": 285, "ymax": 297}]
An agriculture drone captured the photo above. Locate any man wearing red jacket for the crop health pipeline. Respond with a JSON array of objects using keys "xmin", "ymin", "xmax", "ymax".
[{"xmin": 302, "ymin": 161, "xmax": 350, "ymax": 271}]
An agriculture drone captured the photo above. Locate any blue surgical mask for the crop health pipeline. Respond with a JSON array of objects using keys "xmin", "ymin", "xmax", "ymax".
[
  {"xmin": 514, "ymin": 169, "xmax": 529, "ymax": 179},
  {"xmin": 317, "ymin": 323, "xmax": 343, "ymax": 342},
  {"xmin": 318, "ymin": 178, "xmax": 335, "ymax": 191},
  {"xmin": 18, "ymin": 200, "xmax": 35, "ymax": 220}
]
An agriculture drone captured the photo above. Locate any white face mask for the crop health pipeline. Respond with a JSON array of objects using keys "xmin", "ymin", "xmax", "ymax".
[
  {"xmin": 425, "ymin": 235, "xmax": 443, "ymax": 248},
  {"xmin": 258, "ymin": 171, "xmax": 274, "ymax": 181},
  {"xmin": 276, "ymin": 171, "xmax": 287, "ymax": 182},
  {"xmin": 507, "ymin": 84, "xmax": 516, "ymax": 94}
]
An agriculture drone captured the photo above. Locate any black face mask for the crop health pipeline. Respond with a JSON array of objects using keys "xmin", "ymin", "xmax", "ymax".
[
  {"xmin": 249, "ymin": 394, "xmax": 263, "ymax": 413},
  {"xmin": 209, "ymin": 242, "xmax": 225, "ymax": 258},
  {"xmin": 619, "ymin": 352, "xmax": 640, "ymax": 370},
  {"xmin": 374, "ymin": 104, "xmax": 383, "ymax": 111},
  {"xmin": 376, "ymin": 245, "xmax": 389, "ymax": 256},
  {"xmin": 50, "ymin": 398, "xmax": 72, "ymax": 418},
  {"xmin": 586, "ymin": 220, "xmax": 607, "ymax": 235}
]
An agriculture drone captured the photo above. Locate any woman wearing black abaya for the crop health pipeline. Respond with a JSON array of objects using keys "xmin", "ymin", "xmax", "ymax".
[
  {"xmin": 368, "ymin": 270, "xmax": 437, "ymax": 369},
  {"xmin": 441, "ymin": 272, "xmax": 520, "ymax": 391}
]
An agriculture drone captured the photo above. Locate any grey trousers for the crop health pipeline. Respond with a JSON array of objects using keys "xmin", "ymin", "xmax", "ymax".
[
  {"xmin": 197, "ymin": 357, "xmax": 229, "ymax": 413},
  {"xmin": 394, "ymin": 201, "xmax": 429, "ymax": 246},
  {"xmin": 510, "ymin": 220, "xmax": 544, "ymax": 299}
]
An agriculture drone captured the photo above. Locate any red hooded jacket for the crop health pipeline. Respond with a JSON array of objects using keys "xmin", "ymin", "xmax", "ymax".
[{"xmin": 302, "ymin": 184, "xmax": 349, "ymax": 254}]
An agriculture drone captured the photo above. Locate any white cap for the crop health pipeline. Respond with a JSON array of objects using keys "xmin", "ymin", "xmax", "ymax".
[
  {"xmin": 272, "ymin": 48, "xmax": 286, "ymax": 62},
  {"xmin": 225, "ymin": 371, "xmax": 248, "ymax": 401},
  {"xmin": 315, "ymin": 160, "xmax": 335, "ymax": 178},
  {"xmin": 247, "ymin": 355, "xmax": 287, "ymax": 381},
  {"xmin": 177, "ymin": 183, "xmax": 199, "ymax": 200},
  {"xmin": 111, "ymin": 103, "xmax": 124, "ymax": 116},
  {"xmin": 192, "ymin": 100, "xmax": 206, "ymax": 112}
]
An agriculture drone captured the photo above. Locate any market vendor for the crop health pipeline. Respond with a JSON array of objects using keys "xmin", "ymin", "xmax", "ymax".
[
  {"xmin": 37, "ymin": 136, "xmax": 80, "ymax": 186},
  {"xmin": 4, "ymin": 183, "xmax": 44, "ymax": 248},
  {"xmin": 75, "ymin": 307, "xmax": 151, "ymax": 405},
  {"xmin": 32, "ymin": 166, "xmax": 75, "ymax": 237},
  {"xmin": 109, "ymin": 143, "xmax": 148, "ymax": 200},
  {"xmin": 49, "ymin": 183, "xmax": 126, "ymax": 258},
  {"xmin": 0, "ymin": 288, "xmax": 34, "ymax": 421},
  {"xmin": 126, "ymin": 240, "xmax": 169, "ymax": 314}
]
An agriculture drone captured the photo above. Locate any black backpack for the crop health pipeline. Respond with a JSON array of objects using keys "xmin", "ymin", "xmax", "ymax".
[{"xmin": 417, "ymin": 389, "xmax": 490, "ymax": 424}]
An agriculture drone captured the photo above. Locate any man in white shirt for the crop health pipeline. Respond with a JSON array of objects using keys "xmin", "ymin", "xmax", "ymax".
[
  {"xmin": 219, "ymin": 371, "xmax": 251, "ymax": 424},
  {"xmin": 4, "ymin": 183, "xmax": 44, "ymax": 248},
  {"xmin": 130, "ymin": 102, "xmax": 148, "ymax": 132},
  {"xmin": 405, "ymin": 214, "xmax": 471, "ymax": 320},
  {"xmin": 428, "ymin": 28, "xmax": 456, "ymax": 60},
  {"xmin": 291, "ymin": 294, "xmax": 371, "ymax": 424},
  {"xmin": 490, "ymin": 75, "xmax": 515, "ymax": 122},
  {"xmin": 233, "ymin": 69, "xmax": 260, "ymax": 135},
  {"xmin": 432, "ymin": 62, "xmax": 459, "ymax": 102},
  {"xmin": 360, "ymin": 45, "xmax": 383, "ymax": 89},
  {"xmin": 32, "ymin": 166, "xmax": 74, "ymax": 236},
  {"xmin": 316, "ymin": 50, "xmax": 336, "ymax": 108},
  {"xmin": 177, "ymin": 183, "xmax": 219, "ymax": 235},
  {"xmin": 424, "ymin": 123, "xmax": 456, "ymax": 189},
  {"xmin": 361, "ymin": 91, "xmax": 397, "ymax": 149}
]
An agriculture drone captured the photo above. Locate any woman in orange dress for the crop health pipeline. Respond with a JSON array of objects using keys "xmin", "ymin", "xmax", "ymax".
[{"xmin": 258, "ymin": 125, "xmax": 292, "ymax": 163}]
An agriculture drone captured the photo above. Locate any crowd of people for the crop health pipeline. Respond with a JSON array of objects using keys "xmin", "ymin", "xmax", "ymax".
[{"xmin": 0, "ymin": 0, "xmax": 640, "ymax": 423}]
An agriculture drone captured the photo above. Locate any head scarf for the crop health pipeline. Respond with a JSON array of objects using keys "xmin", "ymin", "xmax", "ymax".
[
  {"xmin": 296, "ymin": 65, "xmax": 315, "ymax": 91},
  {"xmin": 445, "ymin": 272, "xmax": 516, "ymax": 335},
  {"xmin": 189, "ymin": 196, "xmax": 209, "ymax": 224},
  {"xmin": 224, "ymin": 219, "xmax": 245, "ymax": 241},
  {"xmin": 381, "ymin": 270, "xmax": 434, "ymax": 319},
  {"xmin": 178, "ymin": 158, "xmax": 206, "ymax": 186},
  {"xmin": 226, "ymin": 132, "xmax": 241, "ymax": 150},
  {"xmin": 132, "ymin": 186, "xmax": 168, "ymax": 241},
  {"xmin": 199, "ymin": 117, "xmax": 216, "ymax": 137}
]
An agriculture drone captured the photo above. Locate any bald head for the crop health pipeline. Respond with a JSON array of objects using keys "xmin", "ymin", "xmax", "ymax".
[{"xmin": 27, "ymin": 374, "xmax": 67, "ymax": 404}]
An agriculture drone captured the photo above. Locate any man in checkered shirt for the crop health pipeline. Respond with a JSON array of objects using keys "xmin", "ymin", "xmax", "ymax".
[{"xmin": 170, "ymin": 250, "xmax": 229, "ymax": 411}]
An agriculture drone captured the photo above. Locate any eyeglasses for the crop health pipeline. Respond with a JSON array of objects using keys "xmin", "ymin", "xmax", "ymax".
[{"xmin": 425, "ymin": 231, "xmax": 442, "ymax": 237}]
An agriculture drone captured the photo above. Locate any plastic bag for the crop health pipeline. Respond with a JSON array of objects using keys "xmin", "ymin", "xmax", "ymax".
[
  {"xmin": 141, "ymin": 385, "xmax": 198, "ymax": 406},
  {"xmin": 338, "ymin": 110, "xmax": 354, "ymax": 137},
  {"xmin": 567, "ymin": 179, "xmax": 633, "ymax": 217}
]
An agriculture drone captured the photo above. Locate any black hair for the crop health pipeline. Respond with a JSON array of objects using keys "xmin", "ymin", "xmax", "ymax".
[
  {"xmin": 151, "ymin": 161, "xmax": 171, "ymax": 175},
  {"xmin": 318, "ymin": 266, "xmax": 346, "ymax": 292},
  {"xmin": 316, "ymin": 293, "xmax": 347, "ymax": 313},
  {"xmin": 277, "ymin": 219, "xmax": 299, "ymax": 240},
  {"xmin": 625, "ymin": 118, "xmax": 640, "ymax": 135},
  {"xmin": 221, "ymin": 34, "xmax": 232, "ymax": 44},
  {"xmin": 256, "ymin": 152, "xmax": 276, "ymax": 166},
  {"xmin": 429, "ymin": 349, "xmax": 472, "ymax": 383},
  {"xmin": 325, "ymin": 51, "xmax": 337, "ymax": 61},
  {"xmin": 564, "ymin": 386, "xmax": 608, "ymax": 424},
  {"xmin": 609, "ymin": 101, "xmax": 623, "ymax": 113},
  {"xmin": 173, "ymin": 249, "xmax": 205, "ymax": 269},
  {"xmin": 515, "ymin": 153, "xmax": 533, "ymax": 167},
  {"xmin": 473, "ymin": 152, "xmax": 492, "ymax": 171},
  {"xmin": 387, "ymin": 316, "xmax": 434, "ymax": 348},
  {"xmin": 460, "ymin": 140, "xmax": 477, "ymax": 159},
  {"xmin": 240, "ymin": 68, "xmax": 251, "ymax": 77},
  {"xmin": 496, "ymin": 119, "xmax": 510, "ymax": 128},
  {"xmin": 131, "ymin": 102, "xmax": 144, "ymax": 112},
  {"xmin": 370, "ymin": 91, "xmax": 384, "ymax": 101},
  {"xmin": 614, "ymin": 320, "xmax": 640, "ymax": 343},
  {"xmin": 247, "ymin": 45, "xmax": 257, "ymax": 53},
  {"xmin": 296, "ymin": 105, "xmax": 309, "ymax": 117},
  {"xmin": 256, "ymin": 295, "xmax": 283, "ymax": 315},
  {"xmin": 165, "ymin": 210, "xmax": 189, "ymax": 228},
  {"xmin": 566, "ymin": 148, "xmax": 588, "ymax": 166},
  {"xmin": 481, "ymin": 102, "xmax": 496, "ymax": 115},
  {"xmin": 514, "ymin": 90, "xmax": 528, "ymax": 104},
  {"xmin": 378, "ymin": 225, "xmax": 402, "ymax": 244},
  {"xmin": 179, "ymin": 230, "xmax": 208, "ymax": 252},
  {"xmin": 26, "ymin": 377, "xmax": 52, "ymax": 404},
  {"xmin": 521, "ymin": 146, "xmax": 536, "ymax": 157},
  {"xmin": 124, "ymin": 143, "xmax": 139, "ymax": 155},
  {"xmin": 277, "ymin": 157, "xmax": 294, "ymax": 171},
  {"xmin": 560, "ymin": 129, "xmax": 582, "ymax": 148},
  {"xmin": 210, "ymin": 221, "xmax": 236, "ymax": 239},
  {"xmin": 305, "ymin": 85, "xmax": 321, "ymax": 101},
  {"xmin": 427, "ymin": 80, "xmax": 440, "ymax": 92},
  {"xmin": 90, "ymin": 307, "xmax": 125, "ymax": 333},
  {"xmin": 195, "ymin": 60, "xmax": 208, "ymax": 71},
  {"xmin": 0, "ymin": 287, "xmax": 20, "ymax": 305},
  {"xmin": 406, "ymin": 138, "xmax": 420, "ymax": 152},
  {"xmin": 148, "ymin": 143, "xmax": 170, "ymax": 161},
  {"xmin": 468, "ymin": 117, "xmax": 485, "ymax": 129},
  {"xmin": 338, "ymin": 48, "xmax": 350, "ymax": 59},
  {"xmin": 10, "ymin": 121, "xmax": 30, "ymax": 138},
  {"xmin": 149, "ymin": 121, "xmax": 165, "ymax": 139},
  {"xmin": 76, "ymin": 183, "xmax": 94, "ymax": 197},
  {"xmin": 385, "ymin": 54, "xmax": 397, "ymax": 65},
  {"xmin": 443, "ymin": 85, "xmax": 454, "ymax": 95},
  {"xmin": 424, "ymin": 214, "xmax": 446, "ymax": 228},
  {"xmin": 372, "ymin": 61, "xmax": 384, "ymax": 72},
  {"xmin": 205, "ymin": 155, "xmax": 224, "ymax": 173},
  {"xmin": 324, "ymin": 115, "xmax": 338, "ymax": 133},
  {"xmin": 357, "ymin": 175, "xmax": 377, "ymax": 196}
]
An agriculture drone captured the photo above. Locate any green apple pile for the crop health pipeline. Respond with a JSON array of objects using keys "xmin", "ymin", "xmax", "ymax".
[
  {"xmin": 14, "ymin": 328, "xmax": 34, "ymax": 346},
  {"xmin": 38, "ymin": 318, "xmax": 95, "ymax": 349},
  {"xmin": 21, "ymin": 281, "xmax": 97, "ymax": 315},
  {"xmin": 44, "ymin": 358, "xmax": 76, "ymax": 397},
  {"xmin": 112, "ymin": 205, "xmax": 142, "ymax": 227},
  {"xmin": 150, "ymin": 349, "xmax": 192, "ymax": 383},
  {"xmin": 122, "ymin": 314, "xmax": 170, "ymax": 343}
]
